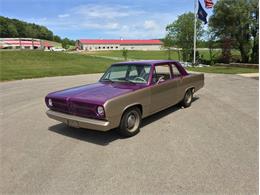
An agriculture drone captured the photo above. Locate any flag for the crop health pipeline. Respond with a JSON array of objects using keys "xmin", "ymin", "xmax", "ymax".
[
  {"xmin": 197, "ymin": 0, "xmax": 208, "ymax": 24},
  {"xmin": 204, "ymin": 0, "xmax": 214, "ymax": 8}
]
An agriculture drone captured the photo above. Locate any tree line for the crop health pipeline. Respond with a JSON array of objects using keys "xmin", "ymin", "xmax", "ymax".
[
  {"xmin": 164, "ymin": 0, "xmax": 258, "ymax": 64},
  {"xmin": 0, "ymin": 16, "xmax": 75, "ymax": 49}
]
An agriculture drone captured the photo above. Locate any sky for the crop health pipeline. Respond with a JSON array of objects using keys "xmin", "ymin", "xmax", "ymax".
[{"xmin": 0, "ymin": 0, "xmax": 214, "ymax": 40}]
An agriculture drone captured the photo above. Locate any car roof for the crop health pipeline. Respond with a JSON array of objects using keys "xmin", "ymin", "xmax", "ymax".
[{"xmin": 112, "ymin": 60, "xmax": 179, "ymax": 66}]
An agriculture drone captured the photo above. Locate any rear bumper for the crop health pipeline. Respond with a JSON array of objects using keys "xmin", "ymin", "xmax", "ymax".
[{"xmin": 46, "ymin": 110, "xmax": 112, "ymax": 131}]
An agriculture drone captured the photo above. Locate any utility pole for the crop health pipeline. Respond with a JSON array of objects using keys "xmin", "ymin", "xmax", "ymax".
[{"xmin": 193, "ymin": 0, "xmax": 198, "ymax": 65}]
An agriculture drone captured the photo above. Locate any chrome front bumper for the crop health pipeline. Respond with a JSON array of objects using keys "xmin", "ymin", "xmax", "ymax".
[{"xmin": 46, "ymin": 110, "xmax": 112, "ymax": 131}]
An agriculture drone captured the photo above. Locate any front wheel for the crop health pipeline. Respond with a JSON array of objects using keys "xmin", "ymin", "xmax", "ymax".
[
  {"xmin": 117, "ymin": 107, "xmax": 141, "ymax": 137},
  {"xmin": 181, "ymin": 89, "xmax": 193, "ymax": 108}
]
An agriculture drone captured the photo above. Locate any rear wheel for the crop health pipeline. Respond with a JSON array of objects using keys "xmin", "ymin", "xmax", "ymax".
[
  {"xmin": 118, "ymin": 107, "xmax": 141, "ymax": 137},
  {"xmin": 181, "ymin": 89, "xmax": 193, "ymax": 108}
]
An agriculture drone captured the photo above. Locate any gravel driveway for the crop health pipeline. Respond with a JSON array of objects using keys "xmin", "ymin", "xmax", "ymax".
[{"xmin": 0, "ymin": 73, "xmax": 258, "ymax": 194}]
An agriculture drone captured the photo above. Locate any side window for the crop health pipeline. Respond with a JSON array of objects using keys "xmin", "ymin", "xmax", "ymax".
[
  {"xmin": 128, "ymin": 66, "xmax": 138, "ymax": 77},
  {"xmin": 153, "ymin": 64, "xmax": 171, "ymax": 83},
  {"xmin": 171, "ymin": 64, "xmax": 182, "ymax": 77}
]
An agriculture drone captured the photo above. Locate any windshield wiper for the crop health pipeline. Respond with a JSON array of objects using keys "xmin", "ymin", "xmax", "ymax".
[
  {"xmin": 122, "ymin": 79, "xmax": 136, "ymax": 84},
  {"xmin": 100, "ymin": 78, "xmax": 114, "ymax": 83},
  {"xmin": 101, "ymin": 78, "xmax": 135, "ymax": 84}
]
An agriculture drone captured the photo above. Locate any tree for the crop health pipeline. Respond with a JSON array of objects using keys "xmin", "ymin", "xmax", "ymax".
[
  {"xmin": 24, "ymin": 25, "xmax": 36, "ymax": 38},
  {"xmin": 163, "ymin": 35, "xmax": 175, "ymax": 60},
  {"xmin": 0, "ymin": 17, "xmax": 9, "ymax": 37},
  {"xmin": 206, "ymin": 28, "xmax": 218, "ymax": 65},
  {"xmin": 7, "ymin": 24, "xmax": 18, "ymax": 37},
  {"xmin": 209, "ymin": 0, "xmax": 259, "ymax": 63},
  {"xmin": 250, "ymin": 0, "xmax": 259, "ymax": 63},
  {"xmin": 0, "ymin": 16, "xmax": 77, "ymax": 50},
  {"xmin": 122, "ymin": 49, "xmax": 128, "ymax": 60},
  {"xmin": 61, "ymin": 38, "xmax": 75, "ymax": 49},
  {"xmin": 53, "ymin": 35, "xmax": 62, "ymax": 43},
  {"xmin": 166, "ymin": 12, "xmax": 204, "ymax": 62},
  {"xmin": 38, "ymin": 26, "xmax": 53, "ymax": 40}
]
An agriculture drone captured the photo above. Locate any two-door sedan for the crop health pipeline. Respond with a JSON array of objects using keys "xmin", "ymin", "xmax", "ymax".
[{"xmin": 45, "ymin": 60, "xmax": 204, "ymax": 137}]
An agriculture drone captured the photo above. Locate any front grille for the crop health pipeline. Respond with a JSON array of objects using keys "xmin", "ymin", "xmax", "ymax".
[
  {"xmin": 69, "ymin": 101, "xmax": 98, "ymax": 119},
  {"xmin": 51, "ymin": 98, "xmax": 69, "ymax": 113},
  {"xmin": 49, "ymin": 97, "xmax": 101, "ymax": 120}
]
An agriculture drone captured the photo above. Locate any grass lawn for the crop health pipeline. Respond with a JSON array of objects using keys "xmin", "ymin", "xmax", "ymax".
[
  {"xmin": 82, "ymin": 49, "xmax": 223, "ymax": 61},
  {"xmin": 0, "ymin": 50, "xmax": 258, "ymax": 81},
  {"xmin": 187, "ymin": 66, "xmax": 258, "ymax": 74},
  {"xmin": 0, "ymin": 51, "xmax": 118, "ymax": 81},
  {"xmin": 84, "ymin": 50, "xmax": 180, "ymax": 60}
]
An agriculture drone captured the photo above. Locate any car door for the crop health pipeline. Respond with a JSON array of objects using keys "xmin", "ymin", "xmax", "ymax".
[
  {"xmin": 150, "ymin": 64, "xmax": 180, "ymax": 113},
  {"xmin": 170, "ymin": 63, "xmax": 185, "ymax": 102}
]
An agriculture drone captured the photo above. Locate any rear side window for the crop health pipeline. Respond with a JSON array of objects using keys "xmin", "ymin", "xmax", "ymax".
[
  {"xmin": 171, "ymin": 64, "xmax": 182, "ymax": 77},
  {"xmin": 153, "ymin": 64, "xmax": 172, "ymax": 83}
]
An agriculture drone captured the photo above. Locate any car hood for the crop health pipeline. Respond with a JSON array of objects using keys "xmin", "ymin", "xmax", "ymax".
[{"xmin": 46, "ymin": 82, "xmax": 146, "ymax": 105}]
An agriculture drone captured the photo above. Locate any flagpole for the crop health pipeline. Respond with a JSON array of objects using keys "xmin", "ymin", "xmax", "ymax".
[{"xmin": 193, "ymin": 0, "xmax": 198, "ymax": 65}]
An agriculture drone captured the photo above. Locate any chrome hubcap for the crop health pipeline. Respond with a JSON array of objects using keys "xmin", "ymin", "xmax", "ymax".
[{"xmin": 127, "ymin": 114, "xmax": 136, "ymax": 129}]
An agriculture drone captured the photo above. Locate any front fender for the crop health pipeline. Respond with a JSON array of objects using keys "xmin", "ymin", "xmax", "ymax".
[{"xmin": 104, "ymin": 87, "xmax": 151, "ymax": 128}]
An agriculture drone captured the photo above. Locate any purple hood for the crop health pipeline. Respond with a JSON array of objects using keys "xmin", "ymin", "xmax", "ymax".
[{"xmin": 46, "ymin": 82, "xmax": 146, "ymax": 105}]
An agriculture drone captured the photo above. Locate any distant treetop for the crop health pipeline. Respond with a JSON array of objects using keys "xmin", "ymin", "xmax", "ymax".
[{"xmin": 0, "ymin": 16, "xmax": 75, "ymax": 48}]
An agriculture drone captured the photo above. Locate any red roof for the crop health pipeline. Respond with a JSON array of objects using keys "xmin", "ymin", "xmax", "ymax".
[
  {"xmin": 2, "ymin": 40, "xmax": 53, "ymax": 47},
  {"xmin": 79, "ymin": 39, "xmax": 162, "ymax": 45}
]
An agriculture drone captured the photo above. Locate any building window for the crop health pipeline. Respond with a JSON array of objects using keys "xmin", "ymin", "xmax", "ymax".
[
  {"xmin": 116, "ymin": 46, "xmax": 118, "ymax": 49},
  {"xmin": 103, "ymin": 47, "xmax": 105, "ymax": 49},
  {"xmin": 111, "ymin": 47, "xmax": 113, "ymax": 49},
  {"xmin": 24, "ymin": 46, "xmax": 30, "ymax": 49}
]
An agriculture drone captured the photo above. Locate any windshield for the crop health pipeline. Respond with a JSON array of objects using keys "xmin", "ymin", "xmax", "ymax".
[{"xmin": 100, "ymin": 64, "xmax": 151, "ymax": 84}]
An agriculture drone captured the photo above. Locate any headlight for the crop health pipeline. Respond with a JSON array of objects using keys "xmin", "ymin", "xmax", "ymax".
[
  {"xmin": 48, "ymin": 99, "xmax": 53, "ymax": 107},
  {"xmin": 97, "ymin": 106, "xmax": 105, "ymax": 116}
]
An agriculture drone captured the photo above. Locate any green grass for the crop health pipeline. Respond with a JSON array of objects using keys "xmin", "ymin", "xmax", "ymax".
[
  {"xmin": 0, "ymin": 50, "xmax": 258, "ymax": 81},
  {"xmin": 83, "ymin": 49, "xmax": 223, "ymax": 61},
  {"xmin": 187, "ymin": 66, "xmax": 258, "ymax": 74},
  {"xmin": 85, "ymin": 50, "xmax": 179, "ymax": 60},
  {"xmin": 84, "ymin": 50, "xmax": 258, "ymax": 74},
  {"xmin": 0, "ymin": 51, "xmax": 118, "ymax": 81}
]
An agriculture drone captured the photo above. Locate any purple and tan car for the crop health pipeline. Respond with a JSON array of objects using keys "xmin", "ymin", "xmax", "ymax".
[{"xmin": 45, "ymin": 60, "xmax": 204, "ymax": 137}]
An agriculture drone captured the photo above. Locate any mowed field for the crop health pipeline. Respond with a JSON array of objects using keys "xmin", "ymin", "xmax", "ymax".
[
  {"xmin": 0, "ymin": 51, "xmax": 118, "ymax": 81},
  {"xmin": 0, "ymin": 50, "xmax": 258, "ymax": 81},
  {"xmin": 81, "ymin": 49, "xmax": 242, "ymax": 61},
  {"xmin": 84, "ymin": 50, "xmax": 185, "ymax": 60}
]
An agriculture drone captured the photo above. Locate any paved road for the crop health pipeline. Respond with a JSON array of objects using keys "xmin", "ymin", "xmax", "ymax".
[{"xmin": 1, "ymin": 73, "xmax": 258, "ymax": 194}]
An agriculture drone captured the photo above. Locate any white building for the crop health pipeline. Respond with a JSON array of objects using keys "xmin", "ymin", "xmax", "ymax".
[
  {"xmin": 76, "ymin": 39, "xmax": 163, "ymax": 51},
  {"xmin": 0, "ymin": 38, "xmax": 61, "ymax": 50}
]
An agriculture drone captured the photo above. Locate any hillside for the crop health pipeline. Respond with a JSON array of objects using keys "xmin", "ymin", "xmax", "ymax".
[
  {"xmin": 0, "ymin": 51, "xmax": 118, "ymax": 81},
  {"xmin": 0, "ymin": 16, "xmax": 75, "ymax": 48}
]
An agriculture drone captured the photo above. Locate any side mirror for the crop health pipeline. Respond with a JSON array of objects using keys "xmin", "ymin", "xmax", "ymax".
[{"xmin": 156, "ymin": 76, "xmax": 165, "ymax": 84}]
